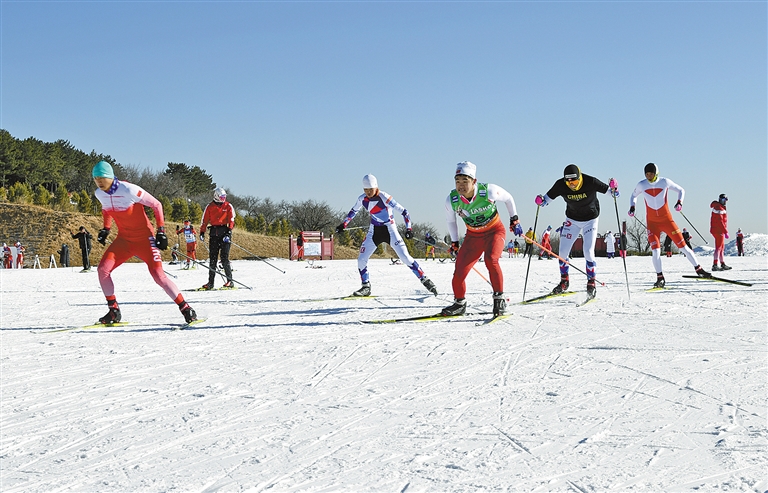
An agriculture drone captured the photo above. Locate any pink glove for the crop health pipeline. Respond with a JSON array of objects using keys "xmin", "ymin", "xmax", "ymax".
[
  {"xmin": 609, "ymin": 178, "xmax": 618, "ymax": 189},
  {"xmin": 725, "ymin": 233, "xmax": 729, "ymax": 239},
  {"xmin": 535, "ymin": 195, "xmax": 545, "ymax": 206},
  {"xmin": 674, "ymin": 200, "xmax": 682, "ymax": 212}
]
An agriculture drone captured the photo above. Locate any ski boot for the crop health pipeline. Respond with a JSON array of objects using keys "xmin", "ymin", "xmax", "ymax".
[
  {"xmin": 711, "ymin": 263, "xmax": 721, "ymax": 271},
  {"xmin": 420, "ymin": 276, "xmax": 438, "ymax": 296},
  {"xmin": 492, "ymin": 292, "xmax": 506, "ymax": 317},
  {"xmin": 200, "ymin": 282, "xmax": 213, "ymax": 291},
  {"xmin": 720, "ymin": 263, "xmax": 732, "ymax": 270},
  {"xmin": 179, "ymin": 302, "xmax": 197, "ymax": 323},
  {"xmin": 653, "ymin": 273, "xmax": 665, "ymax": 288},
  {"xmin": 586, "ymin": 279, "xmax": 596, "ymax": 298},
  {"xmin": 353, "ymin": 282, "xmax": 371, "ymax": 297},
  {"xmin": 695, "ymin": 265, "xmax": 712, "ymax": 278},
  {"xmin": 551, "ymin": 275, "xmax": 569, "ymax": 295},
  {"xmin": 441, "ymin": 298, "xmax": 466, "ymax": 316},
  {"xmin": 222, "ymin": 281, "xmax": 235, "ymax": 289},
  {"xmin": 99, "ymin": 301, "xmax": 121, "ymax": 324}
]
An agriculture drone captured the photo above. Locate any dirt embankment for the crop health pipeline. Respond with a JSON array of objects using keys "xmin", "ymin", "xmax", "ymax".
[{"xmin": 0, "ymin": 203, "xmax": 365, "ymax": 267}]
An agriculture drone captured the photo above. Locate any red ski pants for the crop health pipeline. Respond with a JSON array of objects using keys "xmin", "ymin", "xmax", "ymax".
[{"xmin": 452, "ymin": 220, "xmax": 506, "ymax": 299}]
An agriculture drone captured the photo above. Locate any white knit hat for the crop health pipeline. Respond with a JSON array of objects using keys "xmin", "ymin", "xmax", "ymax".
[
  {"xmin": 455, "ymin": 161, "xmax": 476, "ymax": 179},
  {"xmin": 362, "ymin": 174, "xmax": 378, "ymax": 189}
]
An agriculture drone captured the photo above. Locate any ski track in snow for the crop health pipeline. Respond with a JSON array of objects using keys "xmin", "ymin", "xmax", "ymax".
[{"xmin": 1, "ymin": 252, "xmax": 767, "ymax": 492}]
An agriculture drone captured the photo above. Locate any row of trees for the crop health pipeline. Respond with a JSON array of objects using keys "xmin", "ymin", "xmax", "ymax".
[
  {"xmin": 0, "ymin": 130, "xmax": 397, "ymax": 249},
  {"xmin": 1, "ymin": 129, "xmax": 657, "ymax": 255}
]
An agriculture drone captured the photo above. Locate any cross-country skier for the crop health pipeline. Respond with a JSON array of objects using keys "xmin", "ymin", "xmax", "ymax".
[
  {"xmin": 736, "ymin": 229, "xmax": 744, "ymax": 256},
  {"xmin": 710, "ymin": 194, "xmax": 731, "ymax": 271},
  {"xmin": 176, "ymin": 220, "xmax": 198, "ymax": 269},
  {"xmin": 425, "ymin": 232, "xmax": 437, "ymax": 260},
  {"xmin": 199, "ymin": 188, "xmax": 236, "ymax": 289},
  {"xmin": 335, "ymin": 174, "xmax": 437, "ymax": 297},
  {"xmin": 442, "ymin": 161, "xmax": 522, "ymax": 317},
  {"xmin": 629, "ymin": 162, "xmax": 710, "ymax": 288},
  {"xmin": 535, "ymin": 164, "xmax": 618, "ymax": 298},
  {"xmin": 92, "ymin": 160, "xmax": 196, "ymax": 324},
  {"xmin": 538, "ymin": 226, "xmax": 553, "ymax": 260}
]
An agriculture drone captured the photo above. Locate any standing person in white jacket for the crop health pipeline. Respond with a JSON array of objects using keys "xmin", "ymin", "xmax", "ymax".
[{"xmin": 605, "ymin": 231, "xmax": 616, "ymax": 259}]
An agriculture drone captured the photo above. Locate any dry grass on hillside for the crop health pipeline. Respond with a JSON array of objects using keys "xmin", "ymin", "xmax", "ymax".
[{"xmin": 0, "ymin": 203, "xmax": 368, "ymax": 268}]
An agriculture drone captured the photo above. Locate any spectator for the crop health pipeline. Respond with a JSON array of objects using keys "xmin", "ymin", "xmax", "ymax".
[{"xmin": 70, "ymin": 226, "xmax": 93, "ymax": 272}]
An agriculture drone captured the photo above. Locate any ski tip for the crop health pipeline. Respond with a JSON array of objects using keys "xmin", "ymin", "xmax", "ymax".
[{"xmin": 174, "ymin": 318, "xmax": 207, "ymax": 330}]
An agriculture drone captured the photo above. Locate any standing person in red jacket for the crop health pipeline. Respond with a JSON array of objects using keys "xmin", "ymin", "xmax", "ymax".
[
  {"xmin": 92, "ymin": 160, "xmax": 196, "ymax": 324},
  {"xmin": 710, "ymin": 193, "xmax": 731, "ymax": 271},
  {"xmin": 199, "ymin": 187, "xmax": 236, "ymax": 290}
]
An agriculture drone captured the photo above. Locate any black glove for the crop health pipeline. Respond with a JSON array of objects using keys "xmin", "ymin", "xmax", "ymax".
[
  {"xmin": 175, "ymin": 226, "xmax": 181, "ymax": 235},
  {"xmin": 97, "ymin": 228, "xmax": 110, "ymax": 245},
  {"xmin": 155, "ymin": 227, "xmax": 168, "ymax": 250},
  {"xmin": 200, "ymin": 231, "xmax": 205, "ymax": 242},
  {"xmin": 223, "ymin": 228, "xmax": 232, "ymax": 243},
  {"xmin": 628, "ymin": 206, "xmax": 636, "ymax": 217},
  {"xmin": 335, "ymin": 223, "xmax": 346, "ymax": 234},
  {"xmin": 404, "ymin": 229, "xmax": 413, "ymax": 239},
  {"xmin": 450, "ymin": 241, "xmax": 460, "ymax": 256}
]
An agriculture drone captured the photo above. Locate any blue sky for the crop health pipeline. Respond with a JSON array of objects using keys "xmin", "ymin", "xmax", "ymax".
[{"xmin": 2, "ymin": 1, "xmax": 766, "ymax": 238}]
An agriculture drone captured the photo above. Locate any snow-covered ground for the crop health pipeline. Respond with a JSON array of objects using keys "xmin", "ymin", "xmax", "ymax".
[{"xmin": 2, "ymin": 238, "xmax": 767, "ymax": 492}]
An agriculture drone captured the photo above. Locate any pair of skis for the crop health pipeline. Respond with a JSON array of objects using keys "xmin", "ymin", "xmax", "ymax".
[
  {"xmin": 35, "ymin": 319, "xmax": 206, "ymax": 334},
  {"xmin": 363, "ymin": 312, "xmax": 510, "ymax": 325},
  {"xmin": 523, "ymin": 290, "xmax": 596, "ymax": 307}
]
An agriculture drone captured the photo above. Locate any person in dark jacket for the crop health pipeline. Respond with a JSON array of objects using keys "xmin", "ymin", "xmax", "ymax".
[
  {"xmin": 58, "ymin": 244, "xmax": 70, "ymax": 267},
  {"xmin": 70, "ymin": 226, "xmax": 93, "ymax": 272}
]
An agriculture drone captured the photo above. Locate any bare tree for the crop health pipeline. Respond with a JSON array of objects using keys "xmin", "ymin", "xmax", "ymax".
[
  {"xmin": 285, "ymin": 199, "xmax": 340, "ymax": 233},
  {"xmin": 626, "ymin": 215, "xmax": 651, "ymax": 254}
]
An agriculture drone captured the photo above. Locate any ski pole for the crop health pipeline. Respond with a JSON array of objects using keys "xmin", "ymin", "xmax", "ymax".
[
  {"xmin": 175, "ymin": 249, "xmax": 252, "ymax": 290},
  {"xmin": 679, "ymin": 211, "xmax": 709, "ymax": 244},
  {"xmin": 472, "ymin": 265, "xmax": 492, "ymax": 286},
  {"xmin": 521, "ymin": 205, "xmax": 540, "ymax": 302},
  {"xmin": 527, "ymin": 237, "xmax": 606, "ymax": 287},
  {"xmin": 612, "ymin": 194, "xmax": 631, "ymax": 300},
  {"xmin": 230, "ymin": 241, "xmax": 286, "ymax": 274}
]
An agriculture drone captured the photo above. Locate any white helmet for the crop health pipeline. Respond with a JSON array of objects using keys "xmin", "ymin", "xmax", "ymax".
[{"xmin": 213, "ymin": 187, "xmax": 227, "ymax": 203}]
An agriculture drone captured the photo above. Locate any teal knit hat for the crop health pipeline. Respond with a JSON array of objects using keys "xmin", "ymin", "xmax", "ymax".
[{"xmin": 92, "ymin": 160, "xmax": 114, "ymax": 179}]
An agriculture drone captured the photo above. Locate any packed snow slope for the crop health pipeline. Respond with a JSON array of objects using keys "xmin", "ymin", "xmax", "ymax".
[{"xmin": 1, "ymin": 247, "xmax": 767, "ymax": 492}]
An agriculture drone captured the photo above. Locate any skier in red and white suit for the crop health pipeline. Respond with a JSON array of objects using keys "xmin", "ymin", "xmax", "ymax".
[
  {"xmin": 92, "ymin": 160, "xmax": 196, "ymax": 324},
  {"xmin": 629, "ymin": 162, "xmax": 710, "ymax": 288},
  {"xmin": 710, "ymin": 194, "xmax": 730, "ymax": 271}
]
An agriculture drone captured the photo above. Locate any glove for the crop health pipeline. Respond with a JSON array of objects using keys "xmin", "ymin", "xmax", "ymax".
[
  {"xmin": 725, "ymin": 233, "xmax": 729, "ymax": 239},
  {"xmin": 200, "ymin": 231, "xmax": 205, "ymax": 242},
  {"xmin": 535, "ymin": 194, "xmax": 547, "ymax": 206},
  {"xmin": 223, "ymin": 228, "xmax": 232, "ymax": 243},
  {"xmin": 404, "ymin": 229, "xmax": 413, "ymax": 239},
  {"xmin": 509, "ymin": 215, "xmax": 523, "ymax": 236},
  {"xmin": 97, "ymin": 228, "xmax": 110, "ymax": 245},
  {"xmin": 155, "ymin": 227, "xmax": 168, "ymax": 250},
  {"xmin": 175, "ymin": 226, "xmax": 181, "ymax": 235},
  {"xmin": 675, "ymin": 200, "xmax": 683, "ymax": 212},
  {"xmin": 628, "ymin": 206, "xmax": 635, "ymax": 217},
  {"xmin": 608, "ymin": 178, "xmax": 620, "ymax": 197},
  {"xmin": 450, "ymin": 241, "xmax": 460, "ymax": 255},
  {"xmin": 335, "ymin": 223, "xmax": 346, "ymax": 234}
]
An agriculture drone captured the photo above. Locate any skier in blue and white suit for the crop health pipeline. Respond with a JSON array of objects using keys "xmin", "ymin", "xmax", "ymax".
[{"xmin": 336, "ymin": 174, "xmax": 438, "ymax": 297}]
